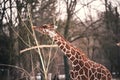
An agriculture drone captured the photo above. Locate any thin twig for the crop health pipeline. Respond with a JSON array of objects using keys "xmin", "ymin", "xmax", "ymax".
[
  {"xmin": 46, "ymin": 41, "xmax": 54, "ymax": 73},
  {"xmin": 0, "ymin": 64, "xmax": 30, "ymax": 78},
  {"xmin": 20, "ymin": 45, "xmax": 58, "ymax": 53}
]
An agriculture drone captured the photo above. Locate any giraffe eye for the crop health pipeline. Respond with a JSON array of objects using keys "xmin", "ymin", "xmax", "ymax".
[{"xmin": 42, "ymin": 25, "xmax": 47, "ymax": 28}]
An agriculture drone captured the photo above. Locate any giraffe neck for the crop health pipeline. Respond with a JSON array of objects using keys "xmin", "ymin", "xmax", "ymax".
[{"xmin": 51, "ymin": 31, "xmax": 88, "ymax": 64}]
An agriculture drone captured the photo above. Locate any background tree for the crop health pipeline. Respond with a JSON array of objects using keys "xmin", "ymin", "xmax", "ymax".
[
  {"xmin": 63, "ymin": 0, "xmax": 77, "ymax": 79},
  {"xmin": 101, "ymin": 0, "xmax": 120, "ymax": 76},
  {"xmin": 0, "ymin": 0, "xmax": 120, "ymax": 79}
]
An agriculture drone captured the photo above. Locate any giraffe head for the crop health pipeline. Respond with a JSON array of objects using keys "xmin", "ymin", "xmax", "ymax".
[{"xmin": 33, "ymin": 24, "xmax": 58, "ymax": 37}]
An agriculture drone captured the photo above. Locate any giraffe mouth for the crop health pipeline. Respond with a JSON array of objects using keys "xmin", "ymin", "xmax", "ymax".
[
  {"xmin": 32, "ymin": 26, "xmax": 42, "ymax": 32},
  {"xmin": 32, "ymin": 26, "xmax": 37, "ymax": 29},
  {"xmin": 32, "ymin": 26, "xmax": 42, "ymax": 31}
]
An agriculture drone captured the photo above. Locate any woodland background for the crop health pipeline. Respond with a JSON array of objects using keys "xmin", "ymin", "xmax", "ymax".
[{"xmin": 0, "ymin": 0, "xmax": 120, "ymax": 80}]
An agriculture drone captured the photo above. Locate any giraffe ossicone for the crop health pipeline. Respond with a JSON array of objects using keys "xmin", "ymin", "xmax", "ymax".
[{"xmin": 33, "ymin": 24, "xmax": 112, "ymax": 80}]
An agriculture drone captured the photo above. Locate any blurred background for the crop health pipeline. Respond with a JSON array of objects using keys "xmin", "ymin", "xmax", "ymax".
[{"xmin": 0, "ymin": 0, "xmax": 120, "ymax": 80}]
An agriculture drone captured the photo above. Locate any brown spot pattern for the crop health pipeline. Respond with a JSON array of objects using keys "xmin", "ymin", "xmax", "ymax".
[
  {"xmin": 74, "ymin": 65, "xmax": 80, "ymax": 71},
  {"xmin": 70, "ymin": 56, "xmax": 75, "ymax": 61},
  {"xmin": 73, "ymin": 59, "xmax": 78, "ymax": 65}
]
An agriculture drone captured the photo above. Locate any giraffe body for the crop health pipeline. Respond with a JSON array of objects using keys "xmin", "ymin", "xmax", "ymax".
[{"xmin": 33, "ymin": 24, "xmax": 112, "ymax": 80}]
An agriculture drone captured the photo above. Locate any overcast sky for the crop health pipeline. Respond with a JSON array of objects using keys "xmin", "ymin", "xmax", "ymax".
[{"xmin": 57, "ymin": 0, "xmax": 120, "ymax": 21}]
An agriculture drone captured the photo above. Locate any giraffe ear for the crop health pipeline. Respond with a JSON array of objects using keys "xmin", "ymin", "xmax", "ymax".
[{"xmin": 54, "ymin": 25, "xmax": 58, "ymax": 29}]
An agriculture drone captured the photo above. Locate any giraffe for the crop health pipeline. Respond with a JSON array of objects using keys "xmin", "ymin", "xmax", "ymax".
[{"xmin": 33, "ymin": 24, "xmax": 112, "ymax": 80}]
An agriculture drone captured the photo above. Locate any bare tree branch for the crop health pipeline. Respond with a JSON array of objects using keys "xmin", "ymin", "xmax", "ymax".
[
  {"xmin": 0, "ymin": 64, "xmax": 30, "ymax": 78},
  {"xmin": 70, "ymin": 18, "xmax": 103, "ymax": 42},
  {"xmin": 20, "ymin": 45, "xmax": 58, "ymax": 53}
]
